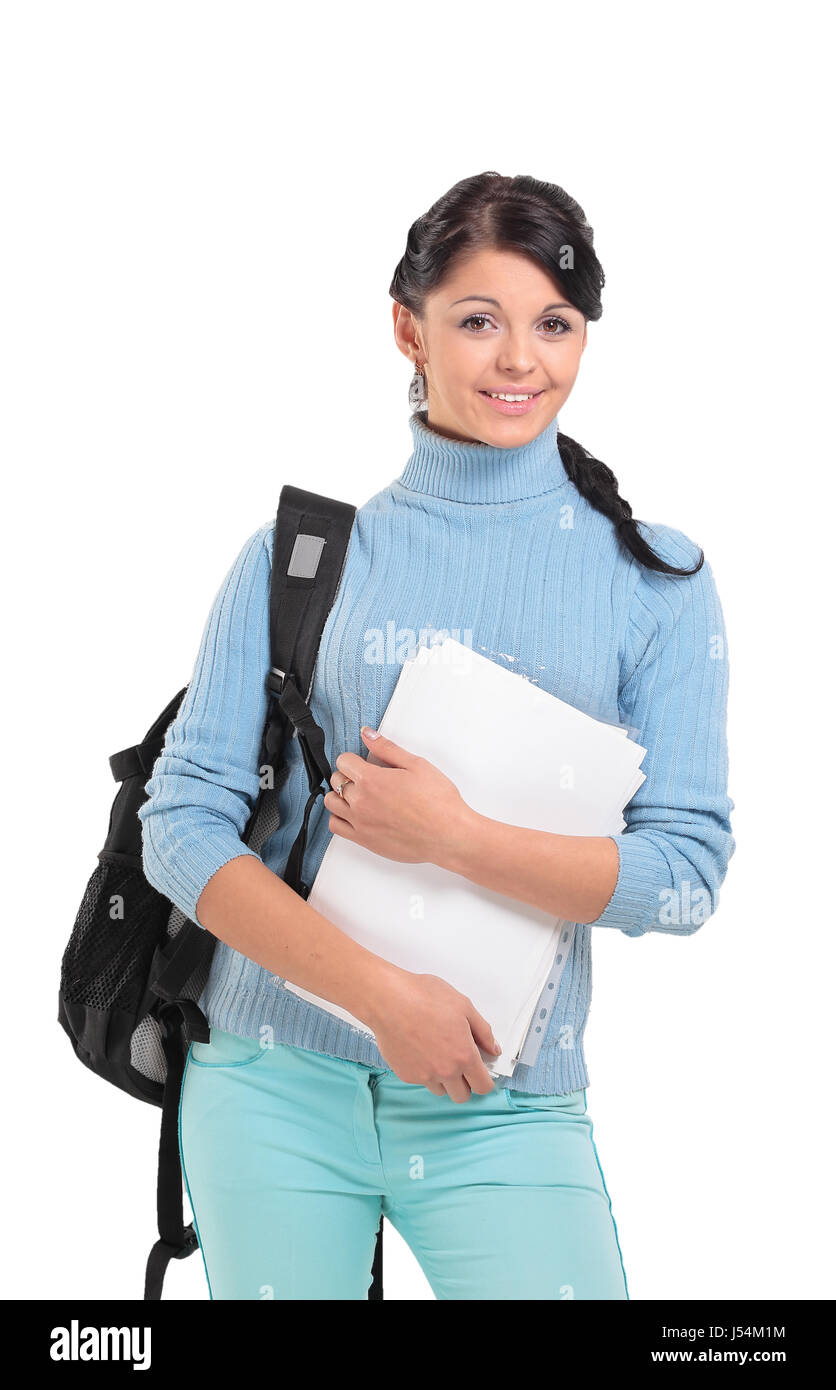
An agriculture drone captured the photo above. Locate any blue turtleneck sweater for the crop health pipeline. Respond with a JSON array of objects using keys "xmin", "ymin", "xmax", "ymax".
[{"xmin": 139, "ymin": 408, "xmax": 735, "ymax": 1094}]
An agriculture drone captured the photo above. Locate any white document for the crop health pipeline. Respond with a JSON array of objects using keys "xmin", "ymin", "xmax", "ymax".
[{"xmin": 284, "ymin": 637, "xmax": 646, "ymax": 1076}]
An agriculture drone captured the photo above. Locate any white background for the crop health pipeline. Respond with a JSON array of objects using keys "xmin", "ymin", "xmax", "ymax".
[{"xmin": 3, "ymin": 0, "xmax": 833, "ymax": 1301}]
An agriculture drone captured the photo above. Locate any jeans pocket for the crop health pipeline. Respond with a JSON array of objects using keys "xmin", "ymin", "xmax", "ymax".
[
  {"xmin": 189, "ymin": 1026, "xmax": 269, "ymax": 1069},
  {"xmin": 504, "ymin": 1086, "xmax": 586, "ymax": 1114}
]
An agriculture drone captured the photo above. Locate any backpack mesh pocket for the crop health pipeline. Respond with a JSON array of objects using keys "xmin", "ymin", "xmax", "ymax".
[{"xmin": 61, "ymin": 854, "xmax": 172, "ymax": 1015}]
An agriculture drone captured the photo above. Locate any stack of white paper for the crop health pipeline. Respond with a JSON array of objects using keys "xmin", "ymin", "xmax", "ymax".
[{"xmin": 284, "ymin": 637, "xmax": 646, "ymax": 1077}]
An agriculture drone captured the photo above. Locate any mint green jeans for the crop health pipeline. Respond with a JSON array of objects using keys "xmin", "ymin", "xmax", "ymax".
[{"xmin": 178, "ymin": 1026, "xmax": 630, "ymax": 1301}]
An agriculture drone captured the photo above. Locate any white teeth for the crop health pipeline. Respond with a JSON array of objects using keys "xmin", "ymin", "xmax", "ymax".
[{"xmin": 487, "ymin": 392, "xmax": 536, "ymax": 401}]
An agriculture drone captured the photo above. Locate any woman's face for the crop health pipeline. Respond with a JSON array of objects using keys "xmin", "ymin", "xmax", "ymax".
[{"xmin": 393, "ymin": 244, "xmax": 587, "ymax": 445}]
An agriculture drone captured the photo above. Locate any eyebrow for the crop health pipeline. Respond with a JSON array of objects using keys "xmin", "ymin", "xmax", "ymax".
[{"xmin": 449, "ymin": 296, "xmax": 576, "ymax": 314}]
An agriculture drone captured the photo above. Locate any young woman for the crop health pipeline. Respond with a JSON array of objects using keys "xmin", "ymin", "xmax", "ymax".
[{"xmin": 140, "ymin": 171, "xmax": 735, "ymax": 1301}]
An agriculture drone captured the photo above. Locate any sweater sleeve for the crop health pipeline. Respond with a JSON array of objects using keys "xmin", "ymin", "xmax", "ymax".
[
  {"xmin": 587, "ymin": 524, "xmax": 736, "ymax": 937},
  {"xmin": 138, "ymin": 520, "xmax": 274, "ymax": 928}
]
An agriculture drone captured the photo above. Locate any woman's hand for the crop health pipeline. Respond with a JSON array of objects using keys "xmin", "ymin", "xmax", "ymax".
[
  {"xmin": 362, "ymin": 962, "xmax": 502, "ymax": 1103},
  {"xmin": 322, "ymin": 726, "xmax": 472, "ymax": 865}
]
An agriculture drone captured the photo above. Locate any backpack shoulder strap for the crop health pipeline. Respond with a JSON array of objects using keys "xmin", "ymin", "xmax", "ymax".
[
  {"xmin": 269, "ymin": 483, "xmax": 357, "ymax": 707},
  {"xmin": 251, "ymin": 485, "xmax": 356, "ymax": 896}
]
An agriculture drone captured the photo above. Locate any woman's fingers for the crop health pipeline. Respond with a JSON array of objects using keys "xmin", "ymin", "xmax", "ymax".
[
  {"xmin": 442, "ymin": 1033, "xmax": 497, "ymax": 1102},
  {"xmin": 329, "ymin": 769, "xmax": 353, "ymax": 797},
  {"xmin": 443, "ymin": 1075, "xmax": 473, "ymax": 1104},
  {"xmin": 323, "ymin": 785, "xmax": 352, "ymax": 821},
  {"xmin": 463, "ymin": 1058, "xmax": 497, "ymax": 1095},
  {"xmin": 466, "ymin": 1003, "xmax": 501, "ymax": 1060}
]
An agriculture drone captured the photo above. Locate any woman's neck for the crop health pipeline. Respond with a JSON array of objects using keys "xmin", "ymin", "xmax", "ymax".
[{"xmin": 395, "ymin": 408, "xmax": 570, "ymax": 504}]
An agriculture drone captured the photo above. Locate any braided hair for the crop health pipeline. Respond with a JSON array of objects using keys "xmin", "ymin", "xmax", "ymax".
[{"xmin": 389, "ymin": 171, "xmax": 702, "ymax": 578}]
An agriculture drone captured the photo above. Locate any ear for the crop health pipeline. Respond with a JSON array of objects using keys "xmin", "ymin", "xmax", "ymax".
[{"xmin": 393, "ymin": 303, "xmax": 421, "ymax": 364}]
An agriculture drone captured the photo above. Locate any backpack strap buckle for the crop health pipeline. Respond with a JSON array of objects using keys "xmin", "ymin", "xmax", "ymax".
[
  {"xmin": 265, "ymin": 666, "xmax": 287, "ymax": 699},
  {"xmin": 173, "ymin": 1224, "xmax": 200, "ymax": 1260}
]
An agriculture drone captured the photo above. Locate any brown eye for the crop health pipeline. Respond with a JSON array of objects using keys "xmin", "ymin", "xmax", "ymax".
[
  {"xmin": 461, "ymin": 314, "xmax": 493, "ymax": 332},
  {"xmin": 541, "ymin": 317, "xmax": 571, "ymax": 335}
]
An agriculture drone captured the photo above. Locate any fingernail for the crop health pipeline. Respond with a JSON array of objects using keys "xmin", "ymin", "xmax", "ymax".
[{"xmin": 362, "ymin": 726, "xmax": 380, "ymax": 740}]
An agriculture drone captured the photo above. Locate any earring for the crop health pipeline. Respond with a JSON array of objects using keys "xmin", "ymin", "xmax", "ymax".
[{"xmin": 408, "ymin": 360, "xmax": 428, "ymax": 410}]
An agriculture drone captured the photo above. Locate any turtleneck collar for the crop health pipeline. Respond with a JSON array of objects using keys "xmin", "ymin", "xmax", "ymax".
[{"xmin": 394, "ymin": 408, "xmax": 570, "ymax": 505}]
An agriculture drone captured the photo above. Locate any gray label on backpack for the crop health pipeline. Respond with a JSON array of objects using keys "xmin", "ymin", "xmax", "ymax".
[{"xmin": 288, "ymin": 533, "xmax": 326, "ymax": 579}]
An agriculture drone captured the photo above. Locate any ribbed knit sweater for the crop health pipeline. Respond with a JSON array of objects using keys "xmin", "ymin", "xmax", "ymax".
[{"xmin": 139, "ymin": 408, "xmax": 736, "ymax": 1094}]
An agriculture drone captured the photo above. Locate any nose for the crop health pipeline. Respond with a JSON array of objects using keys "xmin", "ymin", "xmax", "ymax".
[{"xmin": 495, "ymin": 335, "xmax": 540, "ymax": 378}]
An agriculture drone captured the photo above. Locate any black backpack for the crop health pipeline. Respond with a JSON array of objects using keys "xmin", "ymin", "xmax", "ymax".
[{"xmin": 58, "ymin": 485, "xmax": 385, "ymax": 1301}]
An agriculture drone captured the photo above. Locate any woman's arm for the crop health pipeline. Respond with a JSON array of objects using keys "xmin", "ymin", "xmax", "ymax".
[
  {"xmin": 194, "ymin": 852, "xmax": 502, "ymax": 1104},
  {"xmin": 193, "ymin": 852, "xmax": 399, "ymax": 1020},
  {"xmin": 139, "ymin": 522, "xmax": 500, "ymax": 1102},
  {"xmin": 330, "ymin": 527, "xmax": 735, "ymax": 939},
  {"xmin": 438, "ymin": 535, "xmax": 737, "ymax": 937},
  {"xmin": 325, "ymin": 740, "xmax": 618, "ymax": 922},
  {"xmin": 435, "ymin": 814, "xmax": 619, "ymax": 924}
]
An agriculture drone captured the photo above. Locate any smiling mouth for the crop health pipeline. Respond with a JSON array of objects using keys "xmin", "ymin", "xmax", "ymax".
[{"xmin": 478, "ymin": 390, "xmax": 545, "ymax": 401}]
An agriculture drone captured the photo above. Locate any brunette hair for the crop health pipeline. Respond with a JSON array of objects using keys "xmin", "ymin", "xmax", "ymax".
[{"xmin": 389, "ymin": 172, "xmax": 702, "ymax": 576}]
